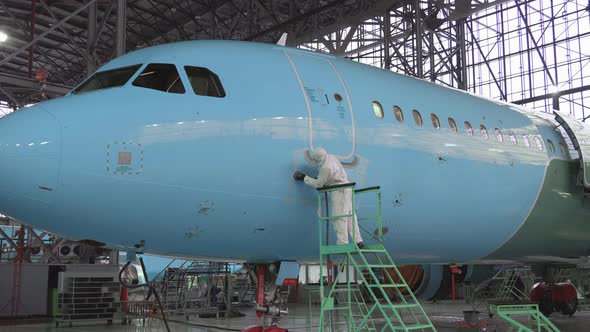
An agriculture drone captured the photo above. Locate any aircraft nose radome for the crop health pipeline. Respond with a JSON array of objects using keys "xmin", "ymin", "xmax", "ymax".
[{"xmin": 0, "ymin": 105, "xmax": 61, "ymax": 220}]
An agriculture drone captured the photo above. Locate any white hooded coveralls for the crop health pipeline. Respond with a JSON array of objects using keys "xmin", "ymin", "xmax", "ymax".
[{"xmin": 303, "ymin": 147, "xmax": 363, "ymax": 245}]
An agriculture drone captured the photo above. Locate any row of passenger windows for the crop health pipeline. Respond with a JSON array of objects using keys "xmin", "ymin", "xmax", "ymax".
[
  {"xmin": 74, "ymin": 63, "xmax": 226, "ymax": 98},
  {"xmin": 371, "ymin": 101, "xmax": 567, "ymax": 155}
]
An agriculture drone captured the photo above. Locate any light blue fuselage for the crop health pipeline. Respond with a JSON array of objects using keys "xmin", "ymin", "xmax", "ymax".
[{"xmin": 0, "ymin": 41, "xmax": 581, "ymax": 264}]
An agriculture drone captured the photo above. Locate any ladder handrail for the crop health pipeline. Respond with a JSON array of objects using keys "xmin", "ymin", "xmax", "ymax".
[
  {"xmin": 494, "ymin": 304, "xmax": 560, "ymax": 332},
  {"xmin": 354, "ymin": 186, "xmax": 381, "ymax": 193},
  {"xmin": 316, "ymin": 182, "xmax": 357, "ymax": 192}
]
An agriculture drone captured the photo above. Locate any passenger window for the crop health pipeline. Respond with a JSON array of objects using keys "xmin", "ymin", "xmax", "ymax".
[
  {"xmin": 133, "ymin": 63, "xmax": 185, "ymax": 93},
  {"xmin": 509, "ymin": 131, "xmax": 517, "ymax": 144},
  {"xmin": 184, "ymin": 66, "xmax": 225, "ymax": 97},
  {"xmin": 372, "ymin": 101, "xmax": 384, "ymax": 119},
  {"xmin": 547, "ymin": 139, "xmax": 555, "ymax": 153},
  {"xmin": 430, "ymin": 114, "xmax": 440, "ymax": 129},
  {"xmin": 413, "ymin": 110, "xmax": 423, "ymax": 126},
  {"xmin": 534, "ymin": 136, "xmax": 544, "ymax": 150},
  {"xmin": 480, "ymin": 125, "xmax": 489, "ymax": 140},
  {"xmin": 494, "ymin": 128, "xmax": 503, "ymax": 142},
  {"xmin": 74, "ymin": 64, "xmax": 142, "ymax": 94},
  {"xmin": 558, "ymin": 142, "xmax": 567, "ymax": 155},
  {"xmin": 522, "ymin": 134, "xmax": 531, "ymax": 148},
  {"xmin": 448, "ymin": 118, "xmax": 457, "ymax": 133},
  {"xmin": 393, "ymin": 106, "xmax": 404, "ymax": 123},
  {"xmin": 464, "ymin": 121, "xmax": 473, "ymax": 136}
]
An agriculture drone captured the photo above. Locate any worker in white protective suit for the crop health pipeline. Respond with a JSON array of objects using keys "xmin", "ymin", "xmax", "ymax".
[{"xmin": 294, "ymin": 147, "xmax": 364, "ymax": 248}]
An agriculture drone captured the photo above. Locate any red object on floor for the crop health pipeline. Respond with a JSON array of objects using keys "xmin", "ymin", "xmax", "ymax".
[
  {"xmin": 553, "ymin": 282, "xmax": 577, "ymax": 303},
  {"xmin": 530, "ymin": 282, "xmax": 547, "ymax": 302},
  {"xmin": 457, "ymin": 321, "xmax": 488, "ymax": 328},
  {"xmin": 242, "ymin": 325, "xmax": 263, "ymax": 332}
]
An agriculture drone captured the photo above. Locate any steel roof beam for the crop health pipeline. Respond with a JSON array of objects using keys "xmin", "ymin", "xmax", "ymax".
[
  {"xmin": 0, "ymin": 72, "xmax": 72, "ymax": 95},
  {"xmin": 39, "ymin": 0, "xmax": 97, "ymax": 71},
  {"xmin": 0, "ymin": 83, "xmax": 20, "ymax": 105},
  {"xmin": 117, "ymin": 0, "xmax": 127, "ymax": 56},
  {"xmin": 0, "ymin": 0, "xmax": 71, "ymax": 83},
  {"xmin": 0, "ymin": 0, "xmax": 97, "ymax": 67}
]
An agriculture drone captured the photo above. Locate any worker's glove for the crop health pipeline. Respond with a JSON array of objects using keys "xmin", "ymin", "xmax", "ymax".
[{"xmin": 293, "ymin": 171, "xmax": 306, "ymax": 181}]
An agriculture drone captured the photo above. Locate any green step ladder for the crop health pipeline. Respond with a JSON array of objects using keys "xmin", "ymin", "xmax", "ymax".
[
  {"xmin": 316, "ymin": 183, "xmax": 436, "ymax": 332},
  {"xmin": 490, "ymin": 304, "xmax": 560, "ymax": 332}
]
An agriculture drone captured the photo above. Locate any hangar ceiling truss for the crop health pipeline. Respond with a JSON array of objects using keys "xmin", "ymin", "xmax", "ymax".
[
  {"xmin": 0, "ymin": 0, "xmax": 400, "ymax": 107},
  {"xmin": 0, "ymin": 0, "xmax": 589, "ymax": 120},
  {"xmin": 303, "ymin": 0, "xmax": 590, "ymax": 119}
]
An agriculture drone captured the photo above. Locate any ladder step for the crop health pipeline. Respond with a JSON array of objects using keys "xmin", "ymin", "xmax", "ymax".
[
  {"xmin": 366, "ymin": 284, "xmax": 407, "ymax": 288},
  {"xmin": 320, "ymin": 243, "xmax": 356, "ymax": 254},
  {"xmin": 361, "ymin": 264, "xmax": 394, "ymax": 268},
  {"xmin": 382, "ymin": 303, "xmax": 421, "ymax": 309},
  {"xmin": 501, "ymin": 310, "xmax": 539, "ymax": 315},
  {"xmin": 359, "ymin": 248, "xmax": 387, "ymax": 253}
]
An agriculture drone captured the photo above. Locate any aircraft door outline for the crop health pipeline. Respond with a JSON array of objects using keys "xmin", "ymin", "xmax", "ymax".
[
  {"xmin": 554, "ymin": 110, "xmax": 590, "ymax": 187},
  {"xmin": 283, "ymin": 51, "xmax": 357, "ymax": 164}
]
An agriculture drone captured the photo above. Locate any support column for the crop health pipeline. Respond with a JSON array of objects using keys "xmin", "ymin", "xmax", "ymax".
[
  {"xmin": 428, "ymin": 0, "xmax": 435, "ymax": 82},
  {"xmin": 383, "ymin": 10, "xmax": 391, "ymax": 70},
  {"xmin": 415, "ymin": 0, "xmax": 423, "ymax": 78},
  {"xmin": 457, "ymin": 18, "xmax": 468, "ymax": 90},
  {"xmin": 116, "ymin": 0, "xmax": 126, "ymax": 57},
  {"xmin": 550, "ymin": 0, "xmax": 559, "ymax": 111},
  {"xmin": 28, "ymin": 0, "xmax": 37, "ymax": 79},
  {"xmin": 87, "ymin": 0, "xmax": 97, "ymax": 75},
  {"xmin": 553, "ymin": 95, "xmax": 560, "ymax": 111}
]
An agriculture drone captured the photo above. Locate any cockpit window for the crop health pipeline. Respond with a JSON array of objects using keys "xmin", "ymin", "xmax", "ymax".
[
  {"xmin": 73, "ymin": 64, "xmax": 142, "ymax": 94},
  {"xmin": 133, "ymin": 63, "xmax": 186, "ymax": 94},
  {"xmin": 184, "ymin": 66, "xmax": 226, "ymax": 98}
]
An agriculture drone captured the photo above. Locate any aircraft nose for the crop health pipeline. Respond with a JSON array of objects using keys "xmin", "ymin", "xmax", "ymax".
[{"xmin": 0, "ymin": 105, "xmax": 61, "ymax": 220}]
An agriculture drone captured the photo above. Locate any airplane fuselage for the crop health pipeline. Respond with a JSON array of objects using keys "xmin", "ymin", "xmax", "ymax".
[{"xmin": 0, "ymin": 41, "xmax": 588, "ymax": 264}]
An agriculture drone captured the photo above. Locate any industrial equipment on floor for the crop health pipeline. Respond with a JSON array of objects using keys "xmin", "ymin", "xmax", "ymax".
[{"xmin": 56, "ymin": 265, "xmax": 122, "ymax": 327}]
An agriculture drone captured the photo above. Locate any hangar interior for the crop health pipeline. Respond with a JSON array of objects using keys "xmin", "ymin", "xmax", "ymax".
[{"xmin": 1, "ymin": 0, "xmax": 590, "ymax": 331}]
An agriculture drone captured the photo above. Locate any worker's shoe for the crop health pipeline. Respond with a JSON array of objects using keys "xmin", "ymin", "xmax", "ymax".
[{"xmin": 357, "ymin": 242, "xmax": 365, "ymax": 249}]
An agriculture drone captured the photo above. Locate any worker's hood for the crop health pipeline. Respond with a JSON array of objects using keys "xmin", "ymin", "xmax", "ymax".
[{"xmin": 311, "ymin": 147, "xmax": 327, "ymax": 165}]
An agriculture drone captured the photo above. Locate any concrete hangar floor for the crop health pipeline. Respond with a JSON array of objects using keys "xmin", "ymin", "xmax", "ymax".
[{"xmin": 2, "ymin": 302, "xmax": 590, "ymax": 331}]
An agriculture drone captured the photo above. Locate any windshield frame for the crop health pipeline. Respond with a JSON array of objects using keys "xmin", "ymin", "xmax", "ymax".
[{"xmin": 72, "ymin": 64, "xmax": 143, "ymax": 94}]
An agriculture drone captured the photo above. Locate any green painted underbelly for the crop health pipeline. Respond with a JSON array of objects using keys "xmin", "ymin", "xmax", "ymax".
[{"xmin": 485, "ymin": 159, "xmax": 590, "ymax": 260}]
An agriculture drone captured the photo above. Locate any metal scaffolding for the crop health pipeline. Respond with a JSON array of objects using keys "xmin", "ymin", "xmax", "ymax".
[
  {"xmin": 0, "ymin": 0, "xmax": 588, "ymax": 120},
  {"xmin": 303, "ymin": 0, "xmax": 590, "ymax": 120}
]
